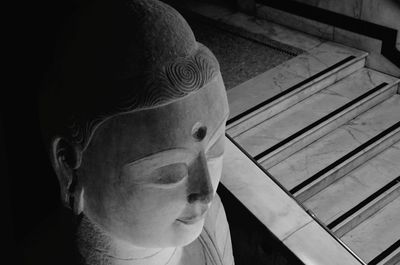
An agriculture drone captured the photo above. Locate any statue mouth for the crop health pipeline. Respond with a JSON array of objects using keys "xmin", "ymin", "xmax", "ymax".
[{"xmin": 176, "ymin": 209, "xmax": 208, "ymax": 225}]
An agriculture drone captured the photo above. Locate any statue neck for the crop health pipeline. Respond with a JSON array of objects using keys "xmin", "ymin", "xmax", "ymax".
[{"xmin": 76, "ymin": 216, "xmax": 183, "ymax": 265}]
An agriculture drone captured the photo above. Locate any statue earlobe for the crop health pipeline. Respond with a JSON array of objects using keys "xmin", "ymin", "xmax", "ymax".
[{"xmin": 50, "ymin": 137, "xmax": 84, "ymax": 214}]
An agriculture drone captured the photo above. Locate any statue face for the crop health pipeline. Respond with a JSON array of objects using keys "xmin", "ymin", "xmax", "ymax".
[{"xmin": 77, "ymin": 74, "xmax": 229, "ymax": 248}]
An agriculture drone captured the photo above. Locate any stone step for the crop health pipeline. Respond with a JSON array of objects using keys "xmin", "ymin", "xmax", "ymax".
[
  {"xmin": 232, "ymin": 68, "xmax": 399, "ymax": 168},
  {"xmin": 340, "ymin": 196, "xmax": 400, "ymax": 263},
  {"xmin": 329, "ymin": 177, "xmax": 400, "ymax": 238},
  {"xmin": 301, "ymin": 140, "xmax": 400, "ymax": 239},
  {"xmin": 227, "ymin": 42, "xmax": 367, "ymax": 124},
  {"xmin": 293, "ymin": 120, "xmax": 400, "ymax": 203},
  {"xmin": 377, "ymin": 245, "xmax": 400, "ymax": 265},
  {"xmin": 268, "ymin": 94, "xmax": 400, "ymax": 192},
  {"xmin": 221, "ymin": 136, "xmax": 364, "ymax": 265},
  {"xmin": 227, "ymin": 55, "xmax": 365, "ymax": 137}
]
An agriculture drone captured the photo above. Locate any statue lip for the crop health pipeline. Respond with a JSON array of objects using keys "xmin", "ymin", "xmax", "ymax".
[{"xmin": 177, "ymin": 209, "xmax": 208, "ymax": 225}]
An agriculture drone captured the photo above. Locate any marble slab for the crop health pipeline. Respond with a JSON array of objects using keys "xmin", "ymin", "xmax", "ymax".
[
  {"xmin": 366, "ymin": 51, "xmax": 400, "ymax": 78},
  {"xmin": 261, "ymin": 84, "xmax": 397, "ymax": 170},
  {"xmin": 168, "ymin": 0, "xmax": 235, "ymax": 21},
  {"xmin": 227, "ymin": 41, "xmax": 366, "ymax": 121},
  {"xmin": 221, "ymin": 137, "xmax": 313, "ymax": 240},
  {"xmin": 256, "ymin": 4, "xmax": 334, "ymax": 41},
  {"xmin": 360, "ymin": 0, "xmax": 400, "ymax": 47},
  {"xmin": 285, "ymin": 0, "xmax": 364, "ymax": 18},
  {"xmin": 188, "ymin": 17, "xmax": 295, "ymax": 90},
  {"xmin": 283, "ymin": 221, "xmax": 362, "ymax": 265},
  {"xmin": 317, "ymin": 0, "xmax": 363, "ymax": 19},
  {"xmin": 332, "ymin": 183, "xmax": 400, "ymax": 238},
  {"xmin": 341, "ymin": 195, "xmax": 400, "ymax": 263},
  {"xmin": 332, "ymin": 27, "xmax": 400, "ymax": 76},
  {"xmin": 291, "ymin": 86, "xmax": 399, "ymax": 201},
  {"xmin": 363, "ymin": 0, "xmax": 400, "ymax": 70},
  {"xmin": 333, "ymin": 27, "xmax": 382, "ymax": 54},
  {"xmin": 269, "ymin": 94, "xmax": 400, "ymax": 190},
  {"xmin": 303, "ymin": 141, "xmax": 400, "ymax": 225},
  {"xmin": 234, "ymin": 68, "xmax": 393, "ymax": 157},
  {"xmin": 220, "ymin": 11, "xmax": 323, "ymax": 52},
  {"xmin": 221, "ymin": 137, "xmax": 362, "ymax": 265},
  {"xmin": 227, "ymin": 58, "xmax": 365, "ymax": 138},
  {"xmin": 377, "ymin": 247, "xmax": 400, "ymax": 265}
]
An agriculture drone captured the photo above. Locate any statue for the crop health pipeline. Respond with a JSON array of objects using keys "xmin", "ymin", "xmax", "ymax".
[{"xmin": 37, "ymin": 0, "xmax": 234, "ymax": 264}]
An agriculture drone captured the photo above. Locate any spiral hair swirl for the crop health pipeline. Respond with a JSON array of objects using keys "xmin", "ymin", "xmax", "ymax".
[{"xmin": 70, "ymin": 44, "xmax": 220, "ymax": 150}]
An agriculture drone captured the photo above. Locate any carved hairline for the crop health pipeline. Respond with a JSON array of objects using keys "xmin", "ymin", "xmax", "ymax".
[{"xmin": 70, "ymin": 43, "xmax": 221, "ymax": 152}]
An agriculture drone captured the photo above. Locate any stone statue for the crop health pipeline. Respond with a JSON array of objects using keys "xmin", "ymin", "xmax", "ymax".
[{"xmin": 38, "ymin": 0, "xmax": 233, "ymax": 264}]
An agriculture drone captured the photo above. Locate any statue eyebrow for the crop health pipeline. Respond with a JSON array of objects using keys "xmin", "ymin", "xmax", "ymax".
[
  {"xmin": 122, "ymin": 148, "xmax": 195, "ymax": 177},
  {"xmin": 122, "ymin": 111, "xmax": 229, "ymax": 177}
]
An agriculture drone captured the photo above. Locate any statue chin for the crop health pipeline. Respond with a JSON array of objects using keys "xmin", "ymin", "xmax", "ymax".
[
  {"xmin": 121, "ymin": 216, "xmax": 205, "ymax": 248},
  {"xmin": 92, "ymin": 214, "xmax": 207, "ymax": 249},
  {"xmin": 171, "ymin": 216, "xmax": 206, "ymax": 247}
]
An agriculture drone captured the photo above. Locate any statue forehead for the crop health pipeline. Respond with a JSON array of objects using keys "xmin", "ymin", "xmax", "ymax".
[{"xmin": 83, "ymin": 75, "xmax": 229, "ymax": 164}]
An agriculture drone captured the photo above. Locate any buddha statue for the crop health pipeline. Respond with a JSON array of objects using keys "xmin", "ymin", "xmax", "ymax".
[{"xmin": 37, "ymin": 0, "xmax": 233, "ymax": 264}]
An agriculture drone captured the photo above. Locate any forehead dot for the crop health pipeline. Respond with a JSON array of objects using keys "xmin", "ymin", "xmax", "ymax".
[{"xmin": 192, "ymin": 122, "xmax": 207, "ymax": 141}]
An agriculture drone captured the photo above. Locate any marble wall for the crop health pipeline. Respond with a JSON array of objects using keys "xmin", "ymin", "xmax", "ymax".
[
  {"xmin": 255, "ymin": 0, "xmax": 400, "ymax": 76},
  {"xmin": 290, "ymin": 0, "xmax": 400, "ymax": 48}
]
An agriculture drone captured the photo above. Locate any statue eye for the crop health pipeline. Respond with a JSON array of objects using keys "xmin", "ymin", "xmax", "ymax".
[{"xmin": 150, "ymin": 163, "xmax": 188, "ymax": 186}]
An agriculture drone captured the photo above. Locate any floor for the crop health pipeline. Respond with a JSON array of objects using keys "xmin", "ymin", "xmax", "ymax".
[{"xmin": 185, "ymin": 15, "xmax": 299, "ymax": 89}]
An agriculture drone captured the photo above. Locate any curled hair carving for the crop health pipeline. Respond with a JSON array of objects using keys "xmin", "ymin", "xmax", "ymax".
[
  {"xmin": 71, "ymin": 44, "xmax": 220, "ymax": 150},
  {"xmin": 136, "ymin": 45, "xmax": 220, "ymax": 108}
]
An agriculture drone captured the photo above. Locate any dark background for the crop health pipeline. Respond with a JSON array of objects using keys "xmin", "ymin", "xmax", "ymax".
[
  {"xmin": 5, "ymin": 2, "xmax": 302, "ymax": 264},
  {"xmin": 4, "ymin": 0, "xmax": 79, "ymax": 258}
]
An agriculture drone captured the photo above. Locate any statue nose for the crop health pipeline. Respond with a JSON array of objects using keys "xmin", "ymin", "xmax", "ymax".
[{"xmin": 187, "ymin": 151, "xmax": 214, "ymax": 204}]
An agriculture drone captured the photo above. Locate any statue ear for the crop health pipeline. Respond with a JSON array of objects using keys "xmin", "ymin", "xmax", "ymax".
[{"xmin": 51, "ymin": 137, "xmax": 84, "ymax": 214}]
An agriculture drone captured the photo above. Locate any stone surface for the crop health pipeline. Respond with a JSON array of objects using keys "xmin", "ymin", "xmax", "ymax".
[
  {"xmin": 254, "ymin": 0, "xmax": 400, "ymax": 75},
  {"xmin": 221, "ymin": 138, "xmax": 313, "ymax": 241},
  {"xmin": 221, "ymin": 11, "xmax": 322, "ymax": 52},
  {"xmin": 317, "ymin": 0, "xmax": 363, "ymax": 18},
  {"xmin": 234, "ymin": 67, "xmax": 387, "ymax": 157},
  {"xmin": 282, "ymin": 221, "xmax": 362, "ymax": 265},
  {"xmin": 291, "ymin": 0, "xmax": 363, "ymax": 19},
  {"xmin": 256, "ymin": 4, "xmax": 334, "ymax": 41},
  {"xmin": 290, "ymin": 0, "xmax": 400, "ymax": 48},
  {"xmin": 333, "ymin": 27, "xmax": 382, "ymax": 54},
  {"xmin": 187, "ymin": 17, "xmax": 295, "ymax": 90},
  {"xmin": 366, "ymin": 51, "xmax": 400, "ymax": 77},
  {"xmin": 227, "ymin": 41, "xmax": 366, "ymax": 120},
  {"xmin": 227, "ymin": 58, "xmax": 365, "ymax": 139},
  {"xmin": 269, "ymin": 82, "xmax": 400, "ymax": 191},
  {"xmin": 360, "ymin": 0, "xmax": 400, "ymax": 48},
  {"xmin": 304, "ymin": 141, "xmax": 400, "ymax": 225},
  {"xmin": 341, "ymin": 195, "xmax": 400, "ymax": 263},
  {"xmin": 38, "ymin": 0, "xmax": 233, "ymax": 264},
  {"xmin": 222, "ymin": 138, "xmax": 362, "ymax": 264}
]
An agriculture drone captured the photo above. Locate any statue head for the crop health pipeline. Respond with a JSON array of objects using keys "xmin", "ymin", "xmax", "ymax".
[{"xmin": 40, "ymin": 0, "xmax": 229, "ymax": 249}]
